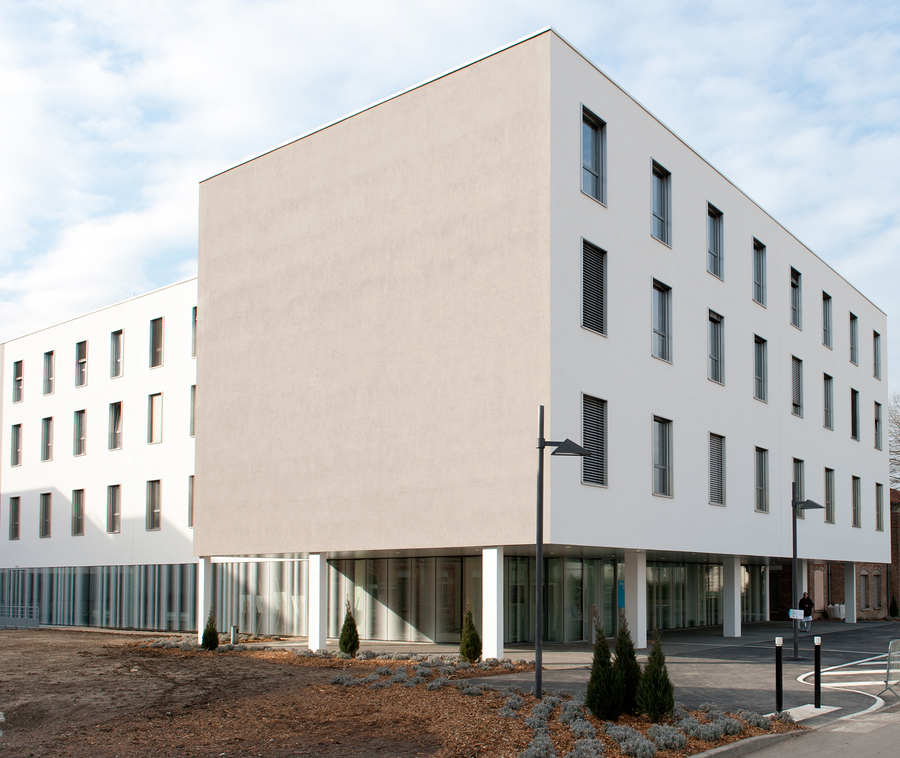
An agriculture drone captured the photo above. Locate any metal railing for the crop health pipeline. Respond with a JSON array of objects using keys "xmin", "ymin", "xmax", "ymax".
[{"xmin": 0, "ymin": 605, "xmax": 40, "ymax": 629}]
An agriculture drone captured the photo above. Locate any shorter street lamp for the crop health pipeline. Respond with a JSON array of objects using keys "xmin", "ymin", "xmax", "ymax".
[
  {"xmin": 535, "ymin": 405, "xmax": 591, "ymax": 698},
  {"xmin": 792, "ymin": 482, "xmax": 823, "ymax": 660}
]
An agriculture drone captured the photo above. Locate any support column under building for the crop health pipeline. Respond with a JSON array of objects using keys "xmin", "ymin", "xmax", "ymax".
[
  {"xmin": 482, "ymin": 547, "xmax": 504, "ymax": 660},
  {"xmin": 722, "ymin": 555, "xmax": 741, "ymax": 638},
  {"xmin": 308, "ymin": 554, "xmax": 327, "ymax": 650},
  {"xmin": 844, "ymin": 561, "xmax": 857, "ymax": 624},
  {"xmin": 197, "ymin": 556, "xmax": 212, "ymax": 644},
  {"xmin": 623, "ymin": 550, "xmax": 647, "ymax": 649}
]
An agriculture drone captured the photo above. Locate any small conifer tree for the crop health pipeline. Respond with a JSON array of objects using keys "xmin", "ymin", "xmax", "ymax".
[
  {"xmin": 613, "ymin": 610, "xmax": 642, "ymax": 715},
  {"xmin": 585, "ymin": 619, "xmax": 622, "ymax": 721},
  {"xmin": 459, "ymin": 601, "xmax": 482, "ymax": 663},
  {"xmin": 890, "ymin": 594, "xmax": 898, "ymax": 619},
  {"xmin": 201, "ymin": 609, "xmax": 219, "ymax": 651},
  {"xmin": 636, "ymin": 626, "xmax": 674, "ymax": 722},
  {"xmin": 338, "ymin": 599, "xmax": 360, "ymax": 657}
]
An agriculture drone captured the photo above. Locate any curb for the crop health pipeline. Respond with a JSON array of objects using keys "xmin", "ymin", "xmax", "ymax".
[{"xmin": 691, "ymin": 730, "xmax": 806, "ymax": 758}]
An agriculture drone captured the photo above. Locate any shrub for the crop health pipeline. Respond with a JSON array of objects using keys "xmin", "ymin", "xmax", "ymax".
[
  {"xmin": 613, "ymin": 611, "xmax": 642, "ymax": 716},
  {"xmin": 772, "ymin": 711, "xmax": 795, "ymax": 724},
  {"xmin": 560, "ymin": 698, "xmax": 586, "ymax": 724},
  {"xmin": 647, "ymin": 724, "xmax": 686, "ymax": 750},
  {"xmin": 459, "ymin": 603, "xmax": 482, "ymax": 664},
  {"xmin": 674, "ymin": 716, "xmax": 700, "ymax": 738},
  {"xmin": 620, "ymin": 735, "xmax": 656, "ymax": 758},
  {"xmin": 696, "ymin": 720, "xmax": 725, "ymax": 741},
  {"xmin": 570, "ymin": 719, "xmax": 597, "ymax": 739},
  {"xmin": 519, "ymin": 729, "xmax": 558, "ymax": 758},
  {"xmin": 585, "ymin": 621, "xmax": 622, "ymax": 721},
  {"xmin": 735, "ymin": 709, "xmax": 771, "ymax": 730},
  {"xmin": 636, "ymin": 626, "xmax": 674, "ymax": 722},
  {"xmin": 338, "ymin": 599, "xmax": 360, "ymax": 657},
  {"xmin": 426, "ymin": 677, "xmax": 448, "ymax": 691},
  {"xmin": 604, "ymin": 724, "xmax": 639, "ymax": 744},
  {"xmin": 201, "ymin": 610, "xmax": 219, "ymax": 651},
  {"xmin": 720, "ymin": 717, "xmax": 743, "ymax": 736},
  {"xmin": 564, "ymin": 738, "xmax": 605, "ymax": 758},
  {"xmin": 891, "ymin": 594, "xmax": 898, "ymax": 618}
]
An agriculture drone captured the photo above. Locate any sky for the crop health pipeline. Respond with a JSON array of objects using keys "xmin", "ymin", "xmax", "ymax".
[{"xmin": 0, "ymin": 0, "xmax": 898, "ymax": 389}]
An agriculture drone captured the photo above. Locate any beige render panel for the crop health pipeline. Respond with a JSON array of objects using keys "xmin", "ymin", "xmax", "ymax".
[{"xmin": 196, "ymin": 33, "xmax": 554, "ymax": 557}]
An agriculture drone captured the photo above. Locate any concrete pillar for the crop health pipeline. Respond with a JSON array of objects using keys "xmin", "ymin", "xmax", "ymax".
[
  {"xmin": 800, "ymin": 559, "xmax": 808, "ymax": 594},
  {"xmin": 763, "ymin": 567, "xmax": 771, "ymax": 621},
  {"xmin": 308, "ymin": 554, "xmax": 328, "ymax": 650},
  {"xmin": 844, "ymin": 561, "xmax": 857, "ymax": 624},
  {"xmin": 482, "ymin": 547, "xmax": 504, "ymax": 660},
  {"xmin": 722, "ymin": 555, "xmax": 742, "ymax": 637},
  {"xmin": 623, "ymin": 550, "xmax": 647, "ymax": 649},
  {"xmin": 197, "ymin": 556, "xmax": 212, "ymax": 645}
]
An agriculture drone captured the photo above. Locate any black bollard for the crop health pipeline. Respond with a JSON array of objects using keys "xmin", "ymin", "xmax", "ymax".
[
  {"xmin": 814, "ymin": 636, "xmax": 822, "ymax": 708},
  {"xmin": 775, "ymin": 636, "xmax": 783, "ymax": 713}
]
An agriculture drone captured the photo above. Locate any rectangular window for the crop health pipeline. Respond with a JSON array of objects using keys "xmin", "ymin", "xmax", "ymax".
[
  {"xmin": 73, "ymin": 410, "xmax": 86, "ymax": 456},
  {"xmin": 822, "ymin": 293, "xmax": 832, "ymax": 347},
  {"xmin": 39, "ymin": 493, "xmax": 51, "ymax": 538},
  {"xmin": 8, "ymin": 497, "xmax": 20, "ymax": 540},
  {"xmin": 876, "ymin": 482, "xmax": 884, "ymax": 532},
  {"xmin": 11, "ymin": 424, "xmax": 21, "ymax": 466},
  {"xmin": 752, "ymin": 240, "xmax": 766, "ymax": 306},
  {"xmin": 851, "ymin": 389, "xmax": 859, "ymax": 440},
  {"xmin": 790, "ymin": 268, "xmax": 802, "ymax": 329},
  {"xmin": 793, "ymin": 459, "xmax": 805, "ymax": 519},
  {"xmin": 651, "ymin": 162, "xmax": 671, "ymax": 244},
  {"xmin": 860, "ymin": 573, "xmax": 870, "ymax": 609},
  {"xmin": 824, "ymin": 468, "xmax": 835, "ymax": 524},
  {"xmin": 708, "ymin": 311, "xmax": 724, "ymax": 384},
  {"xmin": 850, "ymin": 313, "xmax": 858, "ymax": 364},
  {"xmin": 874, "ymin": 574, "xmax": 882, "ymax": 609},
  {"xmin": 110, "ymin": 330, "xmax": 123, "ymax": 377},
  {"xmin": 190, "ymin": 385, "xmax": 196, "ymax": 437},
  {"xmin": 753, "ymin": 336, "xmax": 767, "ymax": 401},
  {"xmin": 43, "ymin": 350, "xmax": 54, "ymax": 394},
  {"xmin": 148, "ymin": 393, "xmax": 163, "ymax": 444},
  {"xmin": 146, "ymin": 480, "xmax": 161, "ymax": 530},
  {"xmin": 71, "ymin": 489, "xmax": 84, "ymax": 536},
  {"xmin": 707, "ymin": 204, "xmax": 723, "ymax": 278},
  {"xmin": 791, "ymin": 356, "xmax": 803, "ymax": 417},
  {"xmin": 875, "ymin": 402, "xmax": 882, "ymax": 450},
  {"xmin": 75, "ymin": 340, "xmax": 87, "ymax": 387},
  {"xmin": 582, "ymin": 394, "xmax": 608, "ymax": 486},
  {"xmin": 192, "ymin": 306, "xmax": 198, "ymax": 358},
  {"xmin": 12, "ymin": 360, "xmax": 23, "ymax": 402},
  {"xmin": 755, "ymin": 447, "xmax": 768, "ymax": 513},
  {"xmin": 41, "ymin": 417, "xmax": 53, "ymax": 461},
  {"xmin": 107, "ymin": 485, "xmax": 121, "ymax": 533},
  {"xmin": 852, "ymin": 475, "xmax": 861, "ymax": 527},
  {"xmin": 581, "ymin": 108, "xmax": 606, "ymax": 203},
  {"xmin": 582, "ymin": 240, "xmax": 606, "ymax": 335},
  {"xmin": 188, "ymin": 475, "xmax": 194, "ymax": 528},
  {"xmin": 109, "ymin": 402, "xmax": 123, "ymax": 450},
  {"xmin": 652, "ymin": 417, "xmax": 672, "ymax": 496},
  {"xmin": 651, "ymin": 281, "xmax": 671, "ymax": 361},
  {"xmin": 823, "ymin": 374, "xmax": 834, "ymax": 430},
  {"xmin": 873, "ymin": 331, "xmax": 881, "ymax": 379},
  {"xmin": 150, "ymin": 317, "xmax": 163, "ymax": 367},
  {"xmin": 709, "ymin": 433, "xmax": 725, "ymax": 505}
]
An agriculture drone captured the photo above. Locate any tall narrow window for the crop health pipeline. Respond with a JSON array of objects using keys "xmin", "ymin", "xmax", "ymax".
[
  {"xmin": 754, "ymin": 336, "xmax": 767, "ymax": 401},
  {"xmin": 43, "ymin": 350, "xmax": 54, "ymax": 394},
  {"xmin": 708, "ymin": 311, "xmax": 724, "ymax": 384},
  {"xmin": 860, "ymin": 573, "xmax": 869, "ymax": 608},
  {"xmin": 8, "ymin": 497, "xmax": 20, "ymax": 540},
  {"xmin": 39, "ymin": 493, "xmax": 51, "ymax": 538},
  {"xmin": 581, "ymin": 108, "xmax": 606, "ymax": 203},
  {"xmin": 793, "ymin": 459, "xmax": 805, "ymax": 519},
  {"xmin": 652, "ymin": 417, "xmax": 672, "ymax": 496},
  {"xmin": 790, "ymin": 268, "xmax": 802, "ymax": 328},
  {"xmin": 876, "ymin": 483, "xmax": 884, "ymax": 532},
  {"xmin": 752, "ymin": 240, "xmax": 766, "ymax": 306},
  {"xmin": 791, "ymin": 357, "xmax": 803, "ymax": 417},
  {"xmin": 150, "ymin": 317, "xmax": 163, "ymax": 368},
  {"xmin": 582, "ymin": 240, "xmax": 606, "ymax": 335},
  {"xmin": 107, "ymin": 485, "xmax": 121, "ymax": 533},
  {"xmin": 651, "ymin": 281, "xmax": 671, "ymax": 361},
  {"xmin": 707, "ymin": 204, "xmax": 723, "ymax": 278},
  {"xmin": 188, "ymin": 475, "xmax": 194, "ymax": 528},
  {"xmin": 755, "ymin": 447, "xmax": 768, "ymax": 512},
  {"xmin": 709, "ymin": 433, "xmax": 725, "ymax": 505},
  {"xmin": 41, "ymin": 417, "xmax": 53, "ymax": 461},
  {"xmin": 11, "ymin": 424, "xmax": 21, "ymax": 466},
  {"xmin": 73, "ymin": 410, "xmax": 86, "ymax": 456},
  {"xmin": 110, "ymin": 330, "xmax": 124, "ymax": 377},
  {"xmin": 109, "ymin": 402, "xmax": 123, "ymax": 450},
  {"xmin": 822, "ymin": 293, "xmax": 832, "ymax": 347},
  {"xmin": 12, "ymin": 360, "xmax": 23, "ymax": 402},
  {"xmin": 852, "ymin": 475, "xmax": 861, "ymax": 527},
  {"xmin": 824, "ymin": 468, "xmax": 835, "ymax": 524},
  {"xmin": 190, "ymin": 385, "xmax": 196, "ymax": 437},
  {"xmin": 146, "ymin": 480, "xmax": 161, "ymax": 530},
  {"xmin": 823, "ymin": 374, "xmax": 834, "ymax": 430},
  {"xmin": 873, "ymin": 331, "xmax": 881, "ymax": 379},
  {"xmin": 851, "ymin": 389, "xmax": 859, "ymax": 440},
  {"xmin": 849, "ymin": 313, "xmax": 858, "ymax": 364},
  {"xmin": 582, "ymin": 394, "xmax": 608, "ymax": 486},
  {"xmin": 875, "ymin": 402, "xmax": 882, "ymax": 450},
  {"xmin": 148, "ymin": 393, "xmax": 163, "ymax": 444},
  {"xmin": 191, "ymin": 306, "xmax": 198, "ymax": 358},
  {"xmin": 651, "ymin": 162, "xmax": 670, "ymax": 244},
  {"xmin": 75, "ymin": 340, "xmax": 87, "ymax": 387},
  {"xmin": 71, "ymin": 489, "xmax": 84, "ymax": 536}
]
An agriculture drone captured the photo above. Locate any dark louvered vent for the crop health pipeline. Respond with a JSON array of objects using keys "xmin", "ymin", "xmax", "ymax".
[
  {"xmin": 709, "ymin": 433, "xmax": 725, "ymax": 504},
  {"xmin": 791, "ymin": 357, "xmax": 802, "ymax": 416},
  {"xmin": 582, "ymin": 394, "xmax": 607, "ymax": 486},
  {"xmin": 582, "ymin": 241, "xmax": 606, "ymax": 335}
]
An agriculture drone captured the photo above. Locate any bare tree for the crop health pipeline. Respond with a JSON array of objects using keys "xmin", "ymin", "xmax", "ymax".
[{"xmin": 889, "ymin": 392, "xmax": 900, "ymax": 491}]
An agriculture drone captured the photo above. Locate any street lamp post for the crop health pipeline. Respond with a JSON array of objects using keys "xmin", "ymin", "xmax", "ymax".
[
  {"xmin": 535, "ymin": 405, "xmax": 590, "ymax": 698},
  {"xmin": 792, "ymin": 482, "xmax": 824, "ymax": 660}
]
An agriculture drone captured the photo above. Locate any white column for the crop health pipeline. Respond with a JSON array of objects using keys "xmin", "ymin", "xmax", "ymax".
[
  {"xmin": 722, "ymin": 555, "xmax": 742, "ymax": 637},
  {"xmin": 197, "ymin": 556, "xmax": 212, "ymax": 645},
  {"xmin": 308, "ymin": 553, "xmax": 328, "ymax": 650},
  {"xmin": 844, "ymin": 561, "xmax": 857, "ymax": 624},
  {"xmin": 482, "ymin": 547, "xmax": 504, "ymax": 660},
  {"xmin": 623, "ymin": 550, "xmax": 647, "ymax": 649},
  {"xmin": 800, "ymin": 559, "xmax": 808, "ymax": 594},
  {"xmin": 764, "ymin": 567, "xmax": 771, "ymax": 621}
]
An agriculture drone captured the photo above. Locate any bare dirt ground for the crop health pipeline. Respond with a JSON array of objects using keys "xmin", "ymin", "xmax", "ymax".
[{"xmin": 0, "ymin": 629, "xmax": 801, "ymax": 758}]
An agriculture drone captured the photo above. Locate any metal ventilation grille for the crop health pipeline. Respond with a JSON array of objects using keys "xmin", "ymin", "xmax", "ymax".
[
  {"xmin": 709, "ymin": 433, "xmax": 725, "ymax": 504},
  {"xmin": 582, "ymin": 241, "xmax": 606, "ymax": 335},
  {"xmin": 582, "ymin": 394, "xmax": 607, "ymax": 486}
]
